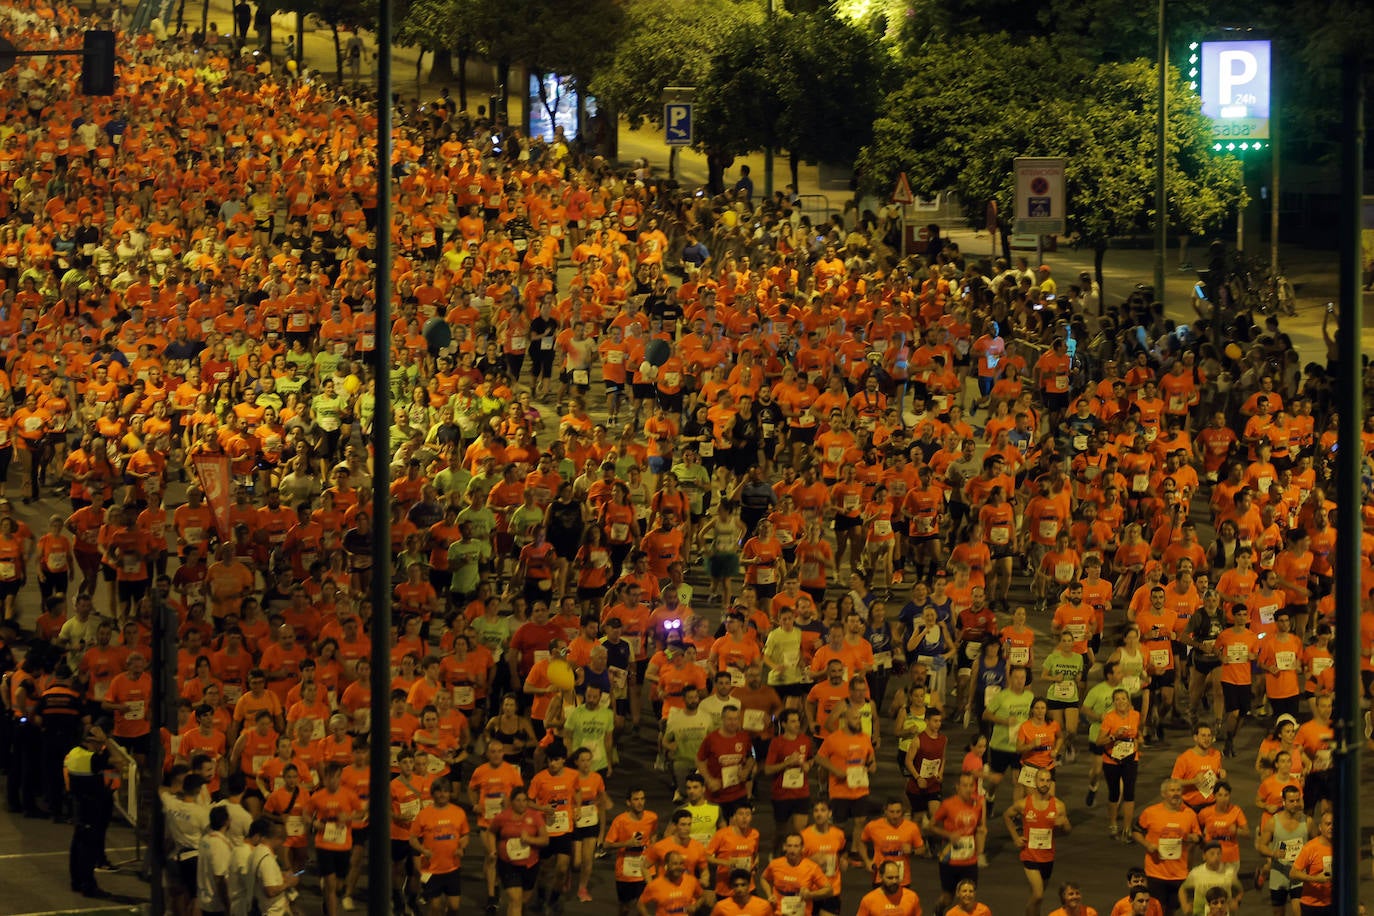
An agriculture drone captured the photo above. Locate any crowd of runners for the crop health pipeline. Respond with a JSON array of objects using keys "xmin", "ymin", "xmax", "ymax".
[{"xmin": 0, "ymin": 2, "xmax": 1371, "ymax": 916}]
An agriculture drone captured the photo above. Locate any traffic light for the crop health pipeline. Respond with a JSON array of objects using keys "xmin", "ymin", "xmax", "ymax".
[{"xmin": 82, "ymin": 30, "xmax": 115, "ymax": 96}]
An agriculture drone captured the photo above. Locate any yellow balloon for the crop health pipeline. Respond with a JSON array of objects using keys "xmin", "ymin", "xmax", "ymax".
[
  {"xmin": 548, "ymin": 659, "xmax": 575, "ymax": 692},
  {"xmin": 1225, "ymin": 343, "xmax": 1243, "ymax": 360}
]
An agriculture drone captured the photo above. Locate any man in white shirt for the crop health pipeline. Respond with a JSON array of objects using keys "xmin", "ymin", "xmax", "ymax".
[
  {"xmin": 212, "ymin": 774, "xmax": 253, "ymax": 846},
  {"xmin": 161, "ymin": 772, "xmax": 210, "ymax": 916},
  {"xmin": 196, "ymin": 806, "xmax": 233, "ymax": 915},
  {"xmin": 231, "ymin": 819, "xmax": 299, "ymax": 916}
]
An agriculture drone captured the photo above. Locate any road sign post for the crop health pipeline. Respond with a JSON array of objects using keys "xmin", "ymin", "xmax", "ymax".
[
  {"xmin": 664, "ymin": 102, "xmax": 693, "ymax": 147},
  {"xmin": 1013, "ymin": 157, "xmax": 1067, "ymax": 239}
]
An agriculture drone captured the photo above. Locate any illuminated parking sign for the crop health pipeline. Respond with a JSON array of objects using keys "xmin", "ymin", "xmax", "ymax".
[{"xmin": 1200, "ymin": 39, "xmax": 1271, "ymax": 141}]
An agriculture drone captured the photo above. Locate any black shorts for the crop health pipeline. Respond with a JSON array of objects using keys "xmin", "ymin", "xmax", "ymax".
[
  {"xmin": 176, "ymin": 855, "xmax": 198, "ymax": 891},
  {"xmin": 1270, "ymin": 886, "xmax": 1300, "ymax": 907},
  {"xmin": 1222, "ymin": 681, "xmax": 1252, "ymax": 715},
  {"xmin": 1020, "ymin": 858, "xmax": 1054, "ymax": 882},
  {"xmin": 833, "ymin": 515, "xmax": 860, "ymax": 532},
  {"xmin": 1047, "ymin": 698, "xmax": 1078, "ymax": 711},
  {"xmin": 938, "ymin": 860, "xmax": 979, "ymax": 893},
  {"xmin": 422, "ymin": 869, "xmax": 462, "ymax": 900},
  {"xmin": 772, "ymin": 796, "xmax": 811, "ymax": 823},
  {"xmin": 120, "ymin": 733, "xmax": 150, "ymax": 757},
  {"xmin": 118, "ymin": 578, "xmax": 149, "ymax": 602},
  {"xmin": 573, "ymin": 824, "xmax": 599, "ymax": 841},
  {"xmin": 1270, "ymin": 695, "xmax": 1300, "ymax": 721},
  {"xmin": 498, "ymin": 861, "xmax": 540, "ymax": 891},
  {"xmin": 1304, "ymin": 770, "xmax": 1334, "ymax": 808},
  {"xmin": 1042, "ymin": 392, "xmax": 1070, "ymax": 412},
  {"xmin": 789, "ymin": 426, "xmax": 817, "ymax": 444},
  {"xmin": 317, "ymin": 847, "xmax": 351, "ymax": 879},
  {"xmin": 989, "ymin": 748, "xmax": 1019, "ymax": 774},
  {"xmin": 1300, "ymin": 906, "xmax": 1335, "ymax": 916},
  {"xmin": 617, "ymin": 880, "xmax": 648, "ymax": 904},
  {"xmin": 814, "ymin": 894, "xmax": 842, "ymax": 915},
  {"xmin": 1145, "ymin": 877, "xmax": 1182, "ymax": 911},
  {"xmin": 1149, "ymin": 668, "xmax": 1176, "ymax": 690},
  {"xmin": 826, "ymin": 796, "xmax": 872, "ymax": 824},
  {"xmin": 906, "ymin": 787, "xmax": 941, "ymax": 814},
  {"xmin": 1192, "ymin": 657, "xmax": 1221, "ymax": 675},
  {"xmin": 391, "ymin": 839, "xmax": 413, "ymax": 863},
  {"xmin": 0, "ymin": 579, "xmax": 20, "ymax": 599},
  {"xmin": 545, "ymin": 833, "xmax": 574, "ymax": 858}
]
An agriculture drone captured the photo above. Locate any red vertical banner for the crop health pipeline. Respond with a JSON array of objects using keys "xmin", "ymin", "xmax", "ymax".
[{"xmin": 192, "ymin": 452, "xmax": 233, "ymax": 542}]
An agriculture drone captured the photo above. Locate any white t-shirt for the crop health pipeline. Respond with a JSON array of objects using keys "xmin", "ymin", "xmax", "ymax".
[
  {"xmin": 213, "ymin": 801, "xmax": 253, "ymax": 847},
  {"xmin": 196, "ymin": 831, "xmax": 233, "ymax": 913}
]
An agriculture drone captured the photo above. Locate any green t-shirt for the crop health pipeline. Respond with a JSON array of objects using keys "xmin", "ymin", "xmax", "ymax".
[
  {"xmin": 508, "ymin": 505, "xmax": 545, "ymax": 545},
  {"xmin": 1042, "ymin": 651, "xmax": 1084, "ymax": 705},
  {"xmin": 447, "ymin": 538, "xmax": 491, "ymax": 594},
  {"xmin": 434, "ymin": 467, "xmax": 473, "ymax": 498},
  {"xmin": 675, "ymin": 463, "xmax": 711, "ymax": 515},
  {"xmin": 470, "ymin": 614, "xmax": 514, "ymax": 657},
  {"xmin": 986, "ymin": 687, "xmax": 1035, "ymax": 753},
  {"xmin": 565, "ymin": 703, "xmax": 616, "ymax": 771},
  {"xmin": 456, "ymin": 506, "xmax": 497, "ymax": 540},
  {"xmin": 1082, "ymin": 680, "xmax": 1117, "ymax": 744}
]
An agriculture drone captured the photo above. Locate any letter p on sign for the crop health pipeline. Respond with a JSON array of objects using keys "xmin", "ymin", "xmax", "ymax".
[
  {"xmin": 1218, "ymin": 50, "xmax": 1257, "ymax": 115},
  {"xmin": 664, "ymin": 103, "xmax": 692, "ymax": 146}
]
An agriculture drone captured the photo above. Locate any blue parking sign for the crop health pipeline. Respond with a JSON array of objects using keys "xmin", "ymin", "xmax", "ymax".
[{"xmin": 664, "ymin": 103, "xmax": 692, "ymax": 146}]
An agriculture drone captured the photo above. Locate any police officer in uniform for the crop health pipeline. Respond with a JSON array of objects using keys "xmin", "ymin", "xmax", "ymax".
[
  {"xmin": 34, "ymin": 661, "xmax": 85, "ymax": 822},
  {"xmin": 65, "ymin": 722, "xmax": 131, "ymax": 897}
]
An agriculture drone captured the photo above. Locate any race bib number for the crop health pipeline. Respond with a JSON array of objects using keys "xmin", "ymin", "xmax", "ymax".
[
  {"xmin": 780, "ymin": 896, "xmax": 805, "ymax": 916},
  {"xmin": 399, "ymin": 799, "xmax": 421, "ymax": 820},
  {"xmin": 1225, "ymin": 643, "xmax": 1249, "ymax": 664},
  {"xmin": 1037, "ymin": 520, "xmax": 1059, "ymax": 540},
  {"xmin": 1132, "ymin": 474, "xmax": 1150, "ymax": 493},
  {"xmin": 989, "ymin": 526, "xmax": 1010, "ymax": 545},
  {"xmin": 125, "ymin": 700, "xmax": 145, "ymax": 721},
  {"xmin": 1072, "ymin": 434, "xmax": 1089, "ymax": 451},
  {"xmin": 610, "ymin": 523, "xmax": 629, "ymax": 541},
  {"xmin": 622, "ymin": 855, "xmax": 645, "ymax": 878},
  {"xmin": 550, "ymin": 810, "xmax": 571, "ymax": 834},
  {"xmin": 285, "ymin": 815, "xmax": 305, "ymax": 837},
  {"xmin": 1311, "ymin": 657, "xmax": 1332, "ymax": 677},
  {"xmin": 576, "ymin": 804, "xmax": 598, "ymax": 828},
  {"xmin": 1150, "ymin": 649, "xmax": 1170, "ymax": 669},
  {"xmin": 845, "ymin": 766, "xmax": 869, "ymax": 789},
  {"xmin": 0, "ymin": 561, "xmax": 15, "ymax": 579},
  {"xmin": 843, "ymin": 494, "xmax": 860, "ymax": 513},
  {"xmin": 1275, "ymin": 651, "xmax": 1296, "ymax": 672},
  {"xmin": 781, "ymin": 768, "xmax": 805, "ymax": 789},
  {"xmin": 1008, "ymin": 647, "xmax": 1030, "ymax": 666},
  {"xmin": 572, "ymin": 369, "xmax": 590, "ymax": 386},
  {"xmin": 322, "ymin": 822, "xmax": 349, "ymax": 846},
  {"xmin": 1196, "ymin": 770, "xmax": 1216, "ymax": 797},
  {"xmin": 1110, "ymin": 740, "xmax": 1136, "ymax": 760},
  {"xmin": 453, "ymin": 686, "xmax": 475, "ymax": 707},
  {"xmin": 874, "ymin": 520, "xmax": 893, "ymax": 537},
  {"xmin": 721, "ymin": 764, "xmax": 741, "ymax": 788},
  {"xmin": 756, "ymin": 566, "xmax": 777, "ymax": 585},
  {"xmin": 1054, "ymin": 562, "xmax": 1075, "ymax": 582},
  {"xmin": 1027, "ymin": 828, "xmax": 1053, "ymax": 850},
  {"xmin": 743, "ymin": 709, "xmax": 767, "ymax": 732},
  {"xmin": 1018, "ymin": 765, "xmax": 1040, "ymax": 788},
  {"xmin": 506, "ymin": 838, "xmax": 531, "ymax": 861},
  {"xmin": 1048, "ymin": 681, "xmax": 1075, "ymax": 701},
  {"xmin": 484, "ymin": 797, "xmax": 505, "ymax": 820},
  {"xmin": 1156, "ymin": 837, "xmax": 1182, "ymax": 860},
  {"xmin": 661, "ymin": 372, "xmax": 680, "ymax": 388},
  {"xmin": 1278, "ymin": 840, "xmax": 1301, "ymax": 865}
]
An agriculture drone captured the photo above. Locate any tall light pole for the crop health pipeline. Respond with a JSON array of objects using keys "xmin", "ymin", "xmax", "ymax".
[
  {"xmin": 763, "ymin": 0, "xmax": 775, "ymax": 202},
  {"xmin": 1333, "ymin": 48, "xmax": 1364, "ymax": 916},
  {"xmin": 1154, "ymin": 0, "xmax": 1167, "ymax": 304}
]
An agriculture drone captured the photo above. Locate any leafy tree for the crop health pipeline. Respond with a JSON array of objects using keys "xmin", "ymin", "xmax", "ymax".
[
  {"xmin": 296, "ymin": 0, "xmax": 377, "ymax": 84},
  {"xmin": 588, "ymin": 0, "xmax": 762, "ymax": 129},
  {"xmin": 395, "ymin": 0, "xmax": 476, "ymax": 98},
  {"xmin": 858, "ymin": 37, "xmax": 1243, "ymax": 295}
]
